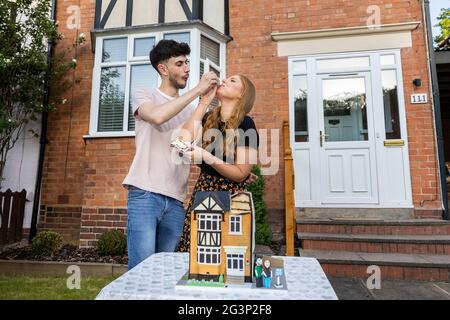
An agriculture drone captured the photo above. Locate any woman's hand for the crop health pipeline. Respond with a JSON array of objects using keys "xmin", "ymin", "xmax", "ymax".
[
  {"xmin": 244, "ymin": 172, "xmax": 258, "ymax": 185},
  {"xmin": 199, "ymin": 83, "xmax": 217, "ymax": 108},
  {"xmin": 196, "ymin": 71, "xmax": 219, "ymax": 96}
]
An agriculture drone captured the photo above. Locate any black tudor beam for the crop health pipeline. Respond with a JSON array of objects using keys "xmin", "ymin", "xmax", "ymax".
[
  {"xmin": 158, "ymin": 0, "xmax": 165, "ymax": 23},
  {"xmin": 94, "ymin": 0, "xmax": 102, "ymax": 28},
  {"xmin": 179, "ymin": 0, "xmax": 193, "ymax": 20},
  {"xmin": 198, "ymin": 232, "xmax": 206, "ymax": 245},
  {"xmin": 99, "ymin": 0, "xmax": 118, "ymax": 29},
  {"xmin": 224, "ymin": 0, "xmax": 229, "ymax": 36},
  {"xmin": 192, "ymin": 0, "xmax": 203, "ymax": 20},
  {"xmin": 126, "ymin": 0, "xmax": 133, "ymax": 26}
]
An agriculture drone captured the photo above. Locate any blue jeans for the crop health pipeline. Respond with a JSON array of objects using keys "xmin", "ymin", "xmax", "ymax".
[
  {"xmin": 264, "ymin": 277, "xmax": 271, "ymax": 288},
  {"xmin": 127, "ymin": 186, "xmax": 185, "ymax": 270}
]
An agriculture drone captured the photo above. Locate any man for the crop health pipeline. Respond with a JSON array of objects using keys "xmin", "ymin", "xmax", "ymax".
[{"xmin": 122, "ymin": 39, "xmax": 219, "ymax": 270}]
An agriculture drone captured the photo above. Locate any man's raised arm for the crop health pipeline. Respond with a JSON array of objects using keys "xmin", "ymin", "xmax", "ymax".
[{"xmin": 137, "ymin": 72, "xmax": 218, "ymax": 125}]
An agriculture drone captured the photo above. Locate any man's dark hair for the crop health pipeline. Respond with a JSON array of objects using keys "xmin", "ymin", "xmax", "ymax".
[{"xmin": 150, "ymin": 39, "xmax": 191, "ymax": 73}]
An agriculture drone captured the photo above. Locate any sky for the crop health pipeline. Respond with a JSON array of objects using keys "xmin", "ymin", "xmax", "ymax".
[{"xmin": 430, "ymin": 0, "xmax": 449, "ymax": 39}]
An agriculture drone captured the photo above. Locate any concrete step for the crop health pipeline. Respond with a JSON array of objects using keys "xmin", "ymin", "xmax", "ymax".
[
  {"xmin": 226, "ymin": 275, "xmax": 245, "ymax": 285},
  {"xmin": 297, "ymin": 218, "xmax": 450, "ymax": 235},
  {"xmin": 298, "ymin": 232, "xmax": 450, "ymax": 254},
  {"xmin": 296, "ymin": 208, "xmax": 415, "ymax": 220},
  {"xmin": 299, "ymin": 249, "xmax": 450, "ymax": 281}
]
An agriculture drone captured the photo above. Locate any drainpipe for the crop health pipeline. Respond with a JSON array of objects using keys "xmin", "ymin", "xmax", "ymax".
[
  {"xmin": 423, "ymin": 0, "xmax": 449, "ymax": 220},
  {"xmin": 29, "ymin": 0, "xmax": 57, "ymax": 242}
]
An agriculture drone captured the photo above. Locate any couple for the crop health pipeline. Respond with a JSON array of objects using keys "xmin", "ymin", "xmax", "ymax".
[{"xmin": 122, "ymin": 39, "xmax": 259, "ymax": 270}]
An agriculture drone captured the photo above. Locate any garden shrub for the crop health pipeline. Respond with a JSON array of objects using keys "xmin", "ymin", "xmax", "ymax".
[
  {"xmin": 96, "ymin": 229, "xmax": 127, "ymax": 256},
  {"xmin": 31, "ymin": 231, "xmax": 63, "ymax": 256},
  {"xmin": 247, "ymin": 165, "xmax": 272, "ymax": 245}
]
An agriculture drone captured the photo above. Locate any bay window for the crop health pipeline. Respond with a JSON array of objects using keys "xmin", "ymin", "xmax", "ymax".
[{"xmin": 88, "ymin": 27, "xmax": 226, "ymax": 137}]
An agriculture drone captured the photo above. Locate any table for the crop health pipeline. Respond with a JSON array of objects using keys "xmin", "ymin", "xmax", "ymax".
[{"xmin": 95, "ymin": 252, "xmax": 338, "ymax": 300}]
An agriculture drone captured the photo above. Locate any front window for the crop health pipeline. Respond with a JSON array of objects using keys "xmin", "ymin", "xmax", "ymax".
[
  {"xmin": 90, "ymin": 28, "xmax": 225, "ymax": 136},
  {"xmin": 198, "ymin": 247, "xmax": 221, "ymax": 264},
  {"xmin": 229, "ymin": 215, "xmax": 242, "ymax": 234},
  {"xmin": 381, "ymin": 69, "xmax": 401, "ymax": 140},
  {"xmin": 200, "ymin": 35, "xmax": 222, "ymax": 107},
  {"xmin": 198, "ymin": 214, "xmax": 222, "ymax": 231}
]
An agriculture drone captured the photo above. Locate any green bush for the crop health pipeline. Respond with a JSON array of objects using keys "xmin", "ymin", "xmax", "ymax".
[
  {"xmin": 247, "ymin": 165, "xmax": 272, "ymax": 245},
  {"xmin": 96, "ymin": 229, "xmax": 127, "ymax": 256},
  {"xmin": 31, "ymin": 231, "xmax": 63, "ymax": 256}
]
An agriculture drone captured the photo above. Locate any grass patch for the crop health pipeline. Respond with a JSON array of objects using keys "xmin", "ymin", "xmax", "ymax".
[
  {"xmin": 186, "ymin": 279, "xmax": 225, "ymax": 288},
  {"xmin": 0, "ymin": 275, "xmax": 118, "ymax": 300}
]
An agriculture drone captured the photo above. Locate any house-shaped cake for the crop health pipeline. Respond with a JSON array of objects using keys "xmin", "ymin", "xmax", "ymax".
[{"xmin": 188, "ymin": 191, "xmax": 255, "ymax": 285}]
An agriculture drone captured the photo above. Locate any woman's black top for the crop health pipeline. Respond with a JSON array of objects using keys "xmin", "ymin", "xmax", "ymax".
[{"xmin": 200, "ymin": 112, "xmax": 259, "ymax": 178}]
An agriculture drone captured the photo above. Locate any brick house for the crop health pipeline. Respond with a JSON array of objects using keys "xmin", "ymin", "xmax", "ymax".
[{"xmin": 35, "ymin": 0, "xmax": 449, "ymax": 280}]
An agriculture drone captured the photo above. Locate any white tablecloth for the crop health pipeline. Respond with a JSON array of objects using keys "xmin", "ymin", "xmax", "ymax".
[{"xmin": 96, "ymin": 252, "xmax": 338, "ymax": 300}]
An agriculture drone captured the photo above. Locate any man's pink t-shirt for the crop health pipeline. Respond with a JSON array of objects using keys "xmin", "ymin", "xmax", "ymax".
[{"xmin": 122, "ymin": 88, "xmax": 195, "ymax": 202}]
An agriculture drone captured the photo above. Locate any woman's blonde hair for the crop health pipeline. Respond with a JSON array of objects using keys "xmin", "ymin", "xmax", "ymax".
[{"xmin": 202, "ymin": 75, "xmax": 256, "ymax": 159}]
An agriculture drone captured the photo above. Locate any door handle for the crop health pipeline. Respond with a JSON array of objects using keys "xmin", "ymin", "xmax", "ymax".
[{"xmin": 320, "ymin": 131, "xmax": 329, "ymax": 147}]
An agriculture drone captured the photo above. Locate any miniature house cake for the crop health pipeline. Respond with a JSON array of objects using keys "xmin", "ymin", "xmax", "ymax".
[{"xmin": 188, "ymin": 191, "xmax": 255, "ymax": 285}]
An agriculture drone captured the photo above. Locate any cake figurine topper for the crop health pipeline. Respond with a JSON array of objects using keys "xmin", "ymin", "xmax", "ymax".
[{"xmin": 175, "ymin": 190, "xmax": 288, "ymax": 291}]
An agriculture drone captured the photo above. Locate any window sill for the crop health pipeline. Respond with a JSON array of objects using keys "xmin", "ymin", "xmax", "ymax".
[{"xmin": 83, "ymin": 133, "xmax": 135, "ymax": 141}]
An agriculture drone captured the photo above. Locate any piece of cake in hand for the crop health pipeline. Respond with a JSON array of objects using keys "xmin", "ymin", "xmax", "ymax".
[{"xmin": 170, "ymin": 137, "xmax": 193, "ymax": 156}]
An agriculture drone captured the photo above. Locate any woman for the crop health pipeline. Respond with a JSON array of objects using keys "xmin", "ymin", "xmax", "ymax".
[{"xmin": 177, "ymin": 74, "xmax": 259, "ymax": 252}]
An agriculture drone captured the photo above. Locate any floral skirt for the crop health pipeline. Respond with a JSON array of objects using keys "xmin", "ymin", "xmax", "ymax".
[{"xmin": 177, "ymin": 172, "xmax": 247, "ymax": 252}]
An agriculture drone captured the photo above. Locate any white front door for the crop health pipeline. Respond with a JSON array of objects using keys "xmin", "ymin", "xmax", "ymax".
[
  {"xmin": 226, "ymin": 254, "xmax": 244, "ymax": 277},
  {"xmin": 318, "ymin": 72, "xmax": 379, "ymax": 204}
]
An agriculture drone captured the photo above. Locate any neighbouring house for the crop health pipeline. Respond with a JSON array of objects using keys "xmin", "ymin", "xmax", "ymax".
[
  {"xmin": 0, "ymin": 119, "xmax": 40, "ymax": 243},
  {"xmin": 35, "ymin": 0, "xmax": 450, "ymax": 280},
  {"xmin": 188, "ymin": 191, "xmax": 255, "ymax": 284},
  {"xmin": 435, "ymin": 48, "xmax": 450, "ymax": 173},
  {"xmin": 1, "ymin": 0, "xmax": 56, "ymax": 244}
]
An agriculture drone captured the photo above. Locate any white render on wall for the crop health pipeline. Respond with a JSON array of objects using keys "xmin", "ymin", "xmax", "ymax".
[
  {"xmin": 2, "ymin": 118, "xmax": 41, "ymax": 229},
  {"xmin": 203, "ymin": 0, "xmax": 225, "ymax": 35},
  {"xmin": 99, "ymin": 0, "xmax": 227, "ymax": 35}
]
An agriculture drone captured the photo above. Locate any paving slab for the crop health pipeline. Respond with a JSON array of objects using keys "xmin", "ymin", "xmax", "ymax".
[
  {"xmin": 328, "ymin": 277, "xmax": 373, "ymax": 300},
  {"xmin": 368, "ymin": 280, "xmax": 450, "ymax": 300},
  {"xmin": 433, "ymin": 282, "xmax": 450, "ymax": 297},
  {"xmin": 329, "ymin": 277, "xmax": 450, "ymax": 300}
]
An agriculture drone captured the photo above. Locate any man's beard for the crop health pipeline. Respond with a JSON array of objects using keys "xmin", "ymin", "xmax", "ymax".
[{"xmin": 169, "ymin": 74, "xmax": 187, "ymax": 90}]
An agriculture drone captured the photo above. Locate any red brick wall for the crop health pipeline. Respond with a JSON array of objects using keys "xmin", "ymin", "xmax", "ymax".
[
  {"xmin": 41, "ymin": 0, "xmax": 95, "ymax": 208},
  {"xmin": 79, "ymin": 207, "xmax": 127, "ymax": 248},
  {"xmin": 38, "ymin": 205, "xmax": 82, "ymax": 245},
  {"xmin": 39, "ymin": 0, "xmax": 443, "ymax": 248},
  {"xmin": 226, "ymin": 0, "xmax": 441, "ymax": 215}
]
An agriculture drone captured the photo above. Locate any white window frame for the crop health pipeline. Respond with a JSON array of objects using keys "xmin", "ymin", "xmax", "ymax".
[
  {"xmin": 199, "ymin": 32, "xmax": 226, "ymax": 80},
  {"xmin": 197, "ymin": 246, "xmax": 221, "ymax": 265},
  {"xmin": 229, "ymin": 215, "xmax": 242, "ymax": 235},
  {"xmin": 87, "ymin": 27, "xmax": 227, "ymax": 138}
]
